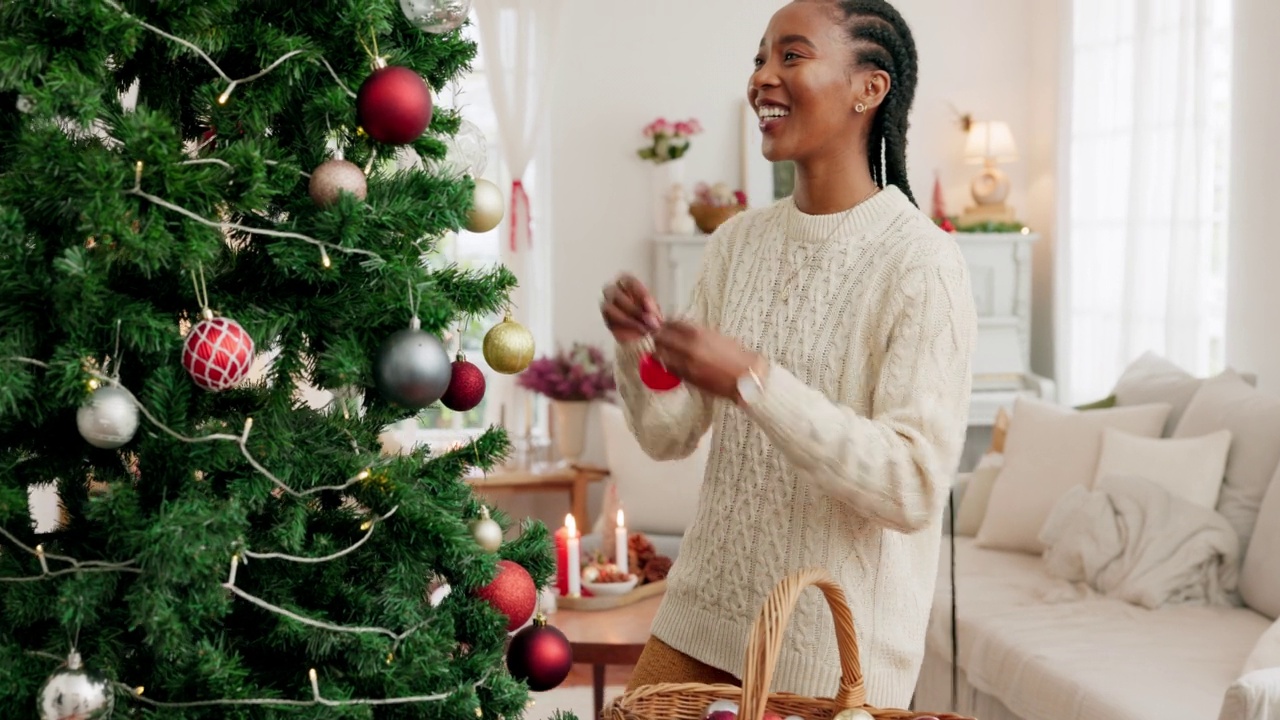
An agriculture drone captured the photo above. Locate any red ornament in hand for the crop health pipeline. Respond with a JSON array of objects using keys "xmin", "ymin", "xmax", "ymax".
[
  {"xmin": 183, "ymin": 316, "xmax": 255, "ymax": 391},
  {"xmin": 356, "ymin": 66, "xmax": 433, "ymax": 145},
  {"xmin": 440, "ymin": 354, "xmax": 486, "ymax": 412},
  {"xmin": 476, "ymin": 560, "xmax": 537, "ymax": 632},
  {"xmin": 639, "ymin": 353, "xmax": 681, "ymax": 391},
  {"xmin": 506, "ymin": 614, "xmax": 572, "ymax": 691}
]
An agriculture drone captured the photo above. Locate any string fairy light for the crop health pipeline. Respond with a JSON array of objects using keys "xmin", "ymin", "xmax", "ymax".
[
  {"xmin": 241, "ymin": 507, "xmax": 398, "ymax": 564},
  {"xmin": 0, "ymin": 528, "xmax": 141, "ymax": 583},
  {"xmin": 101, "ymin": 0, "xmax": 356, "ymax": 101},
  {"xmin": 127, "ymin": 160, "xmax": 384, "ymax": 265}
]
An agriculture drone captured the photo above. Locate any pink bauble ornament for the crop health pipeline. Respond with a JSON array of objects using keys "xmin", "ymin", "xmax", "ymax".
[
  {"xmin": 639, "ymin": 353, "xmax": 680, "ymax": 391},
  {"xmin": 356, "ymin": 66, "xmax": 433, "ymax": 145},
  {"xmin": 183, "ymin": 316, "xmax": 255, "ymax": 391},
  {"xmin": 706, "ymin": 712, "xmax": 737, "ymax": 720}
]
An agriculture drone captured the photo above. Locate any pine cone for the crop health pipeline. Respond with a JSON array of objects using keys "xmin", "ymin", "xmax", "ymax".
[
  {"xmin": 644, "ymin": 556, "xmax": 672, "ymax": 583},
  {"xmin": 628, "ymin": 533, "xmax": 656, "ymax": 575}
]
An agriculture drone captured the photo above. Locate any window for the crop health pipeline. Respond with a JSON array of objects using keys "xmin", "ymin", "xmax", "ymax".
[{"xmin": 1060, "ymin": 0, "xmax": 1233, "ymax": 404}]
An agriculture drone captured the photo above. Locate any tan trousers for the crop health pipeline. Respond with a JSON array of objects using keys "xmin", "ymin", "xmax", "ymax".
[{"xmin": 627, "ymin": 637, "xmax": 741, "ymax": 691}]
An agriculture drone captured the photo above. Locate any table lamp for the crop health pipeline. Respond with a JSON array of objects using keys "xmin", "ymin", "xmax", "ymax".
[{"xmin": 959, "ymin": 120, "xmax": 1018, "ymax": 225}]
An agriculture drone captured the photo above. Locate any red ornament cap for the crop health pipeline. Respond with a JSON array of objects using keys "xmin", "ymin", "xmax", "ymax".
[{"xmin": 639, "ymin": 353, "xmax": 681, "ymax": 391}]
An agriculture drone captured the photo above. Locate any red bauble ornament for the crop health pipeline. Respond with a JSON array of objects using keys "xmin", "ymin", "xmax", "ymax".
[
  {"xmin": 475, "ymin": 560, "xmax": 536, "ymax": 632},
  {"xmin": 356, "ymin": 66, "xmax": 433, "ymax": 145},
  {"xmin": 440, "ymin": 354, "xmax": 486, "ymax": 412},
  {"xmin": 506, "ymin": 615, "xmax": 573, "ymax": 691},
  {"xmin": 639, "ymin": 353, "xmax": 681, "ymax": 391},
  {"xmin": 183, "ymin": 316, "xmax": 255, "ymax": 391}
]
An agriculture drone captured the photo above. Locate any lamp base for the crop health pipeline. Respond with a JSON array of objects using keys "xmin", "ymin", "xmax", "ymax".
[{"xmin": 958, "ymin": 202, "xmax": 1017, "ymax": 226}]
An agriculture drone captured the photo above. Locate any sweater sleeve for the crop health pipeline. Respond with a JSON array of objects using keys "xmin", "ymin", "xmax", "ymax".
[
  {"xmin": 741, "ymin": 255, "xmax": 977, "ymax": 533},
  {"xmin": 612, "ymin": 227, "xmax": 732, "ymax": 461}
]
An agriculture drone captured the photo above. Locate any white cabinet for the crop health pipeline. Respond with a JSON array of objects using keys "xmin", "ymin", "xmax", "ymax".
[{"xmin": 652, "ymin": 228, "xmax": 1056, "ymax": 409}]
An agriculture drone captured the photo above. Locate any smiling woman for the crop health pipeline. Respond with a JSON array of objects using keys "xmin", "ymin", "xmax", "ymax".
[{"xmin": 601, "ymin": 0, "xmax": 977, "ymax": 710}]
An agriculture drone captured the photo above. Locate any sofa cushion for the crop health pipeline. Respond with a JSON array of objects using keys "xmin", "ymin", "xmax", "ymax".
[
  {"xmin": 1174, "ymin": 370, "xmax": 1280, "ymax": 555},
  {"xmin": 955, "ymin": 456, "xmax": 1002, "ymax": 537},
  {"xmin": 975, "ymin": 397, "xmax": 1170, "ymax": 554},
  {"xmin": 597, "ymin": 401, "xmax": 708, "ymax": 536},
  {"xmin": 1093, "ymin": 427, "xmax": 1232, "ymax": 509},
  {"xmin": 1112, "ymin": 351, "xmax": 1212, "ymax": 435},
  {"xmin": 932, "ymin": 538, "xmax": 1271, "ymax": 720},
  {"xmin": 1243, "ymin": 617, "xmax": 1280, "ymax": 675},
  {"xmin": 1242, "ymin": 460, "xmax": 1280, "ymax": 619}
]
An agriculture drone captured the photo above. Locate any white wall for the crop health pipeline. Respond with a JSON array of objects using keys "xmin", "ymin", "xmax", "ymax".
[
  {"xmin": 1226, "ymin": 0, "xmax": 1280, "ymax": 392},
  {"xmin": 550, "ymin": 0, "xmax": 1062, "ymax": 374}
]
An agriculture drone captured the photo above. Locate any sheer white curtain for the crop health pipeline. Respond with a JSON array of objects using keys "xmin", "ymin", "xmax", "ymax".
[
  {"xmin": 474, "ymin": 0, "xmax": 565, "ymax": 435},
  {"xmin": 1058, "ymin": 0, "xmax": 1233, "ymax": 404}
]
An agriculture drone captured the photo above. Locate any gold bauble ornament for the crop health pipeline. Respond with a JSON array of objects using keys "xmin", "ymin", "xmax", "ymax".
[
  {"xmin": 466, "ymin": 177, "xmax": 505, "ymax": 233},
  {"xmin": 309, "ymin": 158, "xmax": 368, "ymax": 207},
  {"xmin": 482, "ymin": 315, "xmax": 535, "ymax": 374}
]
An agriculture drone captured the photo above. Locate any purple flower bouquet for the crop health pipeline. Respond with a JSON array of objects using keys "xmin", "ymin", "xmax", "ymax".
[{"xmin": 516, "ymin": 343, "xmax": 616, "ymax": 402}]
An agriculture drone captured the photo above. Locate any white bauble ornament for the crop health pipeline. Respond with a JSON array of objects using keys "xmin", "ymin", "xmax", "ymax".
[
  {"xmin": 470, "ymin": 506, "xmax": 503, "ymax": 552},
  {"xmin": 441, "ymin": 119, "xmax": 488, "ymax": 178},
  {"xmin": 704, "ymin": 700, "xmax": 740, "ymax": 717},
  {"xmin": 400, "ymin": 0, "xmax": 471, "ymax": 34},
  {"xmin": 833, "ymin": 709, "xmax": 875, "ymax": 720},
  {"xmin": 77, "ymin": 385, "xmax": 139, "ymax": 449}
]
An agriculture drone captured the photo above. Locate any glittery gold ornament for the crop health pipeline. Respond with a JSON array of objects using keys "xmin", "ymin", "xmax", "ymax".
[
  {"xmin": 309, "ymin": 158, "xmax": 367, "ymax": 207},
  {"xmin": 465, "ymin": 177, "xmax": 505, "ymax": 233},
  {"xmin": 482, "ymin": 315, "xmax": 535, "ymax": 374}
]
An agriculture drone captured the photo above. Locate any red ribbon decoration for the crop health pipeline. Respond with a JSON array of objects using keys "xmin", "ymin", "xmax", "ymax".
[{"xmin": 509, "ymin": 179, "xmax": 532, "ymax": 253}]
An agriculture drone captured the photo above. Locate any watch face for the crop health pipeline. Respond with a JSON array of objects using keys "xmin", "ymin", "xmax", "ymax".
[{"xmin": 737, "ymin": 374, "xmax": 761, "ymax": 404}]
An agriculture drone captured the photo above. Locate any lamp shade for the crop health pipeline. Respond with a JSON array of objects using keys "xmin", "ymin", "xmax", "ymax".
[{"xmin": 965, "ymin": 120, "xmax": 1018, "ymax": 164}]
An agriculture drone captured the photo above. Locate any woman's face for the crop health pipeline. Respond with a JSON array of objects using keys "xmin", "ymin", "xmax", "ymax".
[{"xmin": 749, "ymin": 2, "xmax": 865, "ymax": 164}]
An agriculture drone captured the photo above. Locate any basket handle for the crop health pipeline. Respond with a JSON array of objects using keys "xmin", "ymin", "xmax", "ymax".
[{"xmin": 739, "ymin": 568, "xmax": 865, "ymax": 720}]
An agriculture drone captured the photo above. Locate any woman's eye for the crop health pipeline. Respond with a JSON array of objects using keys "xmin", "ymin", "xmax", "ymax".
[
  {"xmin": 784, "ymin": 51, "xmax": 800, "ymax": 62},
  {"xmin": 753, "ymin": 56, "xmax": 764, "ymax": 68}
]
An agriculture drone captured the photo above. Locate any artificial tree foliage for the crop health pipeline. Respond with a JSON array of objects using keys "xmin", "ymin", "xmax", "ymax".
[{"xmin": 0, "ymin": 2, "xmax": 560, "ymax": 718}]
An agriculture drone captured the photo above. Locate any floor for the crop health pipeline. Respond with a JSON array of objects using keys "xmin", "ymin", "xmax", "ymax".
[{"xmin": 527, "ymin": 664, "xmax": 634, "ymax": 719}]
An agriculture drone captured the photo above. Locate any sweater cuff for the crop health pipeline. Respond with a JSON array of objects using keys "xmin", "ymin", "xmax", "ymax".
[{"xmin": 740, "ymin": 363, "xmax": 823, "ymax": 438}]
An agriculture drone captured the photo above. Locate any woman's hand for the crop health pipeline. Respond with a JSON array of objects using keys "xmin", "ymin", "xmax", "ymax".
[
  {"xmin": 600, "ymin": 274, "xmax": 662, "ymax": 344},
  {"xmin": 653, "ymin": 320, "xmax": 764, "ymax": 400}
]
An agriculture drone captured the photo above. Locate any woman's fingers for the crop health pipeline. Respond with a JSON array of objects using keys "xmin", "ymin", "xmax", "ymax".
[{"xmin": 601, "ymin": 301, "xmax": 649, "ymax": 335}]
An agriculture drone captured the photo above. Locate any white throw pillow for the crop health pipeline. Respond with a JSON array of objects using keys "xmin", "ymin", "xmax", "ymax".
[
  {"xmin": 1243, "ymin": 618, "xmax": 1280, "ymax": 674},
  {"xmin": 955, "ymin": 463, "xmax": 1000, "ymax": 537},
  {"xmin": 975, "ymin": 396, "xmax": 1171, "ymax": 554},
  {"xmin": 1093, "ymin": 427, "xmax": 1232, "ymax": 509},
  {"xmin": 597, "ymin": 401, "xmax": 708, "ymax": 536},
  {"xmin": 1111, "ymin": 352, "xmax": 1258, "ymax": 437},
  {"xmin": 1174, "ymin": 370, "xmax": 1280, "ymax": 553},
  {"xmin": 1241, "ymin": 460, "xmax": 1280, "ymax": 619}
]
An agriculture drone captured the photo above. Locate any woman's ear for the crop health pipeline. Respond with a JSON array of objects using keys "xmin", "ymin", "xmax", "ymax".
[{"xmin": 859, "ymin": 70, "xmax": 892, "ymax": 111}]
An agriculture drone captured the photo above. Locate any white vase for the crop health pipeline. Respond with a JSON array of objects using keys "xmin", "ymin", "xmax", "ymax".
[
  {"xmin": 651, "ymin": 158, "xmax": 686, "ymax": 234},
  {"xmin": 549, "ymin": 400, "xmax": 590, "ymax": 467}
]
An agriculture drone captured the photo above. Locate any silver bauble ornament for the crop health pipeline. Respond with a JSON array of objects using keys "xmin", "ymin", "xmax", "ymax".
[
  {"xmin": 76, "ymin": 385, "xmax": 139, "ymax": 449},
  {"xmin": 470, "ymin": 506, "xmax": 503, "ymax": 552},
  {"xmin": 465, "ymin": 177, "xmax": 505, "ymax": 233},
  {"xmin": 374, "ymin": 319, "xmax": 452, "ymax": 409},
  {"xmin": 400, "ymin": 0, "xmax": 471, "ymax": 34},
  {"xmin": 482, "ymin": 315, "xmax": 535, "ymax": 375},
  {"xmin": 39, "ymin": 651, "xmax": 115, "ymax": 720},
  {"xmin": 309, "ymin": 158, "xmax": 368, "ymax": 207},
  {"xmin": 442, "ymin": 119, "xmax": 488, "ymax": 178}
]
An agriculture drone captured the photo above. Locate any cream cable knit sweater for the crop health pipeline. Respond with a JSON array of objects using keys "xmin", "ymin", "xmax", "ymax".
[{"xmin": 614, "ymin": 186, "xmax": 976, "ymax": 707}]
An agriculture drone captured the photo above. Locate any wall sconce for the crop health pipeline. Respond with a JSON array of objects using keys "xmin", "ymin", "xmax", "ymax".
[{"xmin": 959, "ymin": 119, "xmax": 1018, "ymax": 226}]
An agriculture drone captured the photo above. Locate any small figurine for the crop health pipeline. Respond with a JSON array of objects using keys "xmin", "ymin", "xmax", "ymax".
[{"xmin": 667, "ymin": 182, "xmax": 696, "ymax": 235}]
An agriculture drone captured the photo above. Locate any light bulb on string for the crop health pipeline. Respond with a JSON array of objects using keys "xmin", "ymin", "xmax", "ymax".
[{"xmin": 320, "ymin": 248, "xmax": 331, "ymax": 268}]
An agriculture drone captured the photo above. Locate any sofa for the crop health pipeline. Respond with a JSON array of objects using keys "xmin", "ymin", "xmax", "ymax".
[{"xmin": 914, "ymin": 353, "xmax": 1280, "ymax": 720}]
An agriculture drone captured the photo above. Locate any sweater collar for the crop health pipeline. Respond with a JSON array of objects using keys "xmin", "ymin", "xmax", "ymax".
[{"xmin": 781, "ymin": 185, "xmax": 907, "ymax": 244}]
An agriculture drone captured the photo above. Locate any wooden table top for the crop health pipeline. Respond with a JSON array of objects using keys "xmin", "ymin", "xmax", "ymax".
[{"xmin": 553, "ymin": 595, "xmax": 661, "ymax": 665}]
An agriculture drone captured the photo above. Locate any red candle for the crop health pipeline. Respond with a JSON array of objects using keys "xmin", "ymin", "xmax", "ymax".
[{"xmin": 554, "ymin": 522, "xmax": 570, "ymax": 597}]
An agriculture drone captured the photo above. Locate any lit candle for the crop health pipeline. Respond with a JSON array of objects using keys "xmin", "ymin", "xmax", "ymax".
[
  {"xmin": 553, "ymin": 521, "xmax": 570, "ymax": 597},
  {"xmin": 615, "ymin": 509, "xmax": 629, "ymax": 576},
  {"xmin": 566, "ymin": 513, "xmax": 581, "ymax": 597}
]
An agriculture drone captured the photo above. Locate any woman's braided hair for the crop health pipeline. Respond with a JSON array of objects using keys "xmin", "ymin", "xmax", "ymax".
[{"xmin": 835, "ymin": 0, "xmax": 920, "ymax": 206}]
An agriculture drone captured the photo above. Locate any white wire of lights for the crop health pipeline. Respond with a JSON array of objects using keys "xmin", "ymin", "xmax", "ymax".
[
  {"xmin": 0, "ymin": 527, "xmax": 141, "ymax": 583},
  {"xmin": 101, "ymin": 0, "xmax": 358, "ymax": 102}
]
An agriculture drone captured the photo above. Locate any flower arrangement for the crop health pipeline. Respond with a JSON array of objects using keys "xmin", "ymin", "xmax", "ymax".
[
  {"xmin": 516, "ymin": 343, "xmax": 617, "ymax": 402},
  {"xmin": 637, "ymin": 117, "xmax": 703, "ymax": 164},
  {"xmin": 694, "ymin": 181, "xmax": 747, "ymax": 208}
]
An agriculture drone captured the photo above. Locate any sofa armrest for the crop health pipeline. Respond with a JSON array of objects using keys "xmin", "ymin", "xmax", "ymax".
[
  {"xmin": 1220, "ymin": 668, "xmax": 1280, "ymax": 720},
  {"xmin": 941, "ymin": 473, "xmax": 971, "ymax": 536}
]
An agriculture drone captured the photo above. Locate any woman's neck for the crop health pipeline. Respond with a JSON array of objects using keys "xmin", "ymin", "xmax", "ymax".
[{"xmin": 791, "ymin": 145, "xmax": 880, "ymax": 216}]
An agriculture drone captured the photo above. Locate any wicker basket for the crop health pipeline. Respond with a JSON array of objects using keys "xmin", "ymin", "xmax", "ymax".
[
  {"xmin": 689, "ymin": 203, "xmax": 744, "ymax": 234},
  {"xmin": 604, "ymin": 568, "xmax": 972, "ymax": 720}
]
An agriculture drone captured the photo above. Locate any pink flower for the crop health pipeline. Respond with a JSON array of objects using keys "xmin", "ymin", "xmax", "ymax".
[
  {"xmin": 652, "ymin": 118, "xmax": 672, "ymax": 136},
  {"xmin": 734, "ymin": 190, "xmax": 747, "ymax": 206},
  {"xmin": 674, "ymin": 121, "xmax": 691, "ymax": 136},
  {"xmin": 686, "ymin": 118, "xmax": 703, "ymax": 134}
]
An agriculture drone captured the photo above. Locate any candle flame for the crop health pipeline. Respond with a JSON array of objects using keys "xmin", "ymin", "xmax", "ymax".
[
  {"xmin": 565, "ymin": 513, "xmax": 577, "ymax": 535},
  {"xmin": 617, "ymin": 508, "xmax": 625, "ymax": 526}
]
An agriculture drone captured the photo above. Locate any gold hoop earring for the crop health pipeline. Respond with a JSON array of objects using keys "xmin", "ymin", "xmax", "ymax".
[{"xmin": 855, "ymin": 102, "xmax": 867, "ymax": 113}]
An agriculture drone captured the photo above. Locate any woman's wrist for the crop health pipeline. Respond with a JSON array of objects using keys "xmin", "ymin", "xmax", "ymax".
[{"xmin": 733, "ymin": 355, "xmax": 770, "ymax": 406}]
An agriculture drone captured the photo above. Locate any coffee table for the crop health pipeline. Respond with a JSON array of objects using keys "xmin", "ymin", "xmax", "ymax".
[{"xmin": 554, "ymin": 594, "xmax": 661, "ymax": 719}]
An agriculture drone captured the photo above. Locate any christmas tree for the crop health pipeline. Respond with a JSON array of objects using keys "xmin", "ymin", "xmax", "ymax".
[{"xmin": 0, "ymin": 1, "xmax": 571, "ymax": 718}]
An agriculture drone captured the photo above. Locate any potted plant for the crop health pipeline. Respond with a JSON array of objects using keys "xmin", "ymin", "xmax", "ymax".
[
  {"xmin": 638, "ymin": 117, "xmax": 703, "ymax": 233},
  {"xmin": 689, "ymin": 181, "xmax": 747, "ymax": 234},
  {"xmin": 517, "ymin": 343, "xmax": 616, "ymax": 466}
]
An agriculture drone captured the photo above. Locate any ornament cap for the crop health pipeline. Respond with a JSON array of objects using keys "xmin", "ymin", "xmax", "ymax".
[
  {"xmin": 532, "ymin": 613, "xmax": 548, "ymax": 628},
  {"xmin": 456, "ymin": 351, "xmax": 467, "ymax": 362},
  {"xmin": 66, "ymin": 651, "xmax": 82, "ymax": 671},
  {"xmin": 479, "ymin": 505, "xmax": 491, "ymax": 520},
  {"xmin": 201, "ymin": 307, "xmax": 214, "ymax": 321},
  {"xmin": 409, "ymin": 315, "xmax": 421, "ymax": 330}
]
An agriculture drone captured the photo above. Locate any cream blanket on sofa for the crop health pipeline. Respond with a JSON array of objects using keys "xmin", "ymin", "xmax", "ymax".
[{"xmin": 1038, "ymin": 474, "xmax": 1241, "ymax": 608}]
